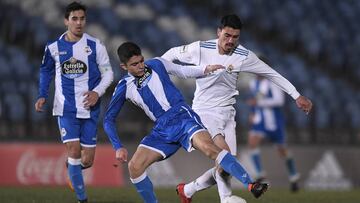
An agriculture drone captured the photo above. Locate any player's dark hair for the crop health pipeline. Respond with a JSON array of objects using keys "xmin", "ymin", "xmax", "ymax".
[
  {"xmin": 219, "ymin": 14, "xmax": 242, "ymax": 30},
  {"xmin": 64, "ymin": 1, "xmax": 87, "ymax": 19},
  {"xmin": 117, "ymin": 42, "xmax": 142, "ymax": 64}
]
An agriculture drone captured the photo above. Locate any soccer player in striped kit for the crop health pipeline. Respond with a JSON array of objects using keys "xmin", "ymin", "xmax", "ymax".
[
  {"xmin": 162, "ymin": 14, "xmax": 312, "ymax": 203},
  {"xmin": 103, "ymin": 42, "xmax": 269, "ymax": 203},
  {"xmin": 247, "ymin": 73, "xmax": 300, "ymax": 192},
  {"xmin": 35, "ymin": 2, "xmax": 113, "ymax": 202}
]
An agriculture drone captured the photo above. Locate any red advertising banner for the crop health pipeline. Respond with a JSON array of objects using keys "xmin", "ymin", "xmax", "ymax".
[{"xmin": 0, "ymin": 143, "xmax": 123, "ymax": 186}]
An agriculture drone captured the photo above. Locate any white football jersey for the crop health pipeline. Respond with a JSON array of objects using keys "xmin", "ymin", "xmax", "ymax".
[{"xmin": 162, "ymin": 39, "xmax": 300, "ymax": 110}]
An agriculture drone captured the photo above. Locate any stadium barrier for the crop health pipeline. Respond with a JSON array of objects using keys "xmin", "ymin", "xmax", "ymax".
[
  {"xmin": 1, "ymin": 143, "xmax": 359, "ymax": 189},
  {"xmin": 144, "ymin": 145, "xmax": 360, "ymax": 190},
  {"xmin": 0, "ymin": 143, "xmax": 123, "ymax": 186}
]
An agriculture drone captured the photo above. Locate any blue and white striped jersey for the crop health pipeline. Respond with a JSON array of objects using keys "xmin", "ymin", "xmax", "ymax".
[
  {"xmin": 38, "ymin": 33, "xmax": 113, "ymax": 119},
  {"xmin": 250, "ymin": 78, "xmax": 285, "ymax": 131},
  {"xmin": 103, "ymin": 57, "xmax": 207, "ymax": 150}
]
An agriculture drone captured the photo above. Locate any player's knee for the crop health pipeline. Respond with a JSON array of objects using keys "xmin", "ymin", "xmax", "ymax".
[
  {"xmin": 81, "ymin": 159, "xmax": 93, "ymax": 168},
  {"xmin": 248, "ymin": 138, "xmax": 258, "ymax": 149},
  {"xmin": 67, "ymin": 150, "xmax": 81, "ymax": 159},
  {"xmin": 277, "ymin": 146, "xmax": 288, "ymax": 157},
  {"xmin": 66, "ymin": 143, "xmax": 81, "ymax": 158},
  {"xmin": 202, "ymin": 144, "xmax": 220, "ymax": 160},
  {"xmin": 128, "ymin": 160, "xmax": 144, "ymax": 176},
  {"xmin": 81, "ymin": 152, "xmax": 95, "ymax": 168}
]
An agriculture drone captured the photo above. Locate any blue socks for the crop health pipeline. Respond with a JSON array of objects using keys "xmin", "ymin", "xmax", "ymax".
[
  {"xmin": 68, "ymin": 157, "xmax": 87, "ymax": 201},
  {"xmin": 286, "ymin": 156, "xmax": 297, "ymax": 176},
  {"xmin": 131, "ymin": 173, "xmax": 158, "ymax": 203},
  {"xmin": 250, "ymin": 148, "xmax": 298, "ymax": 179},
  {"xmin": 250, "ymin": 148, "xmax": 263, "ymax": 177},
  {"xmin": 217, "ymin": 150, "xmax": 252, "ymax": 188}
]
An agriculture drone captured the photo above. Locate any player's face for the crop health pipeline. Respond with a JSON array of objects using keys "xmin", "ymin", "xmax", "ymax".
[
  {"xmin": 217, "ymin": 26, "xmax": 240, "ymax": 54},
  {"xmin": 64, "ymin": 10, "xmax": 86, "ymax": 38},
  {"xmin": 121, "ymin": 55, "xmax": 145, "ymax": 77}
]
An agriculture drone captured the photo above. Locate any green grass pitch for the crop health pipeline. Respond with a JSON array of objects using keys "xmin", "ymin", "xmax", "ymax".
[{"xmin": 1, "ymin": 186, "xmax": 360, "ymax": 203}]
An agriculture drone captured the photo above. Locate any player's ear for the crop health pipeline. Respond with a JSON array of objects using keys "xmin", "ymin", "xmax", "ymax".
[
  {"xmin": 217, "ymin": 28, "xmax": 222, "ymax": 37},
  {"xmin": 64, "ymin": 18, "xmax": 68, "ymax": 27},
  {"xmin": 120, "ymin": 63, "xmax": 127, "ymax": 70}
]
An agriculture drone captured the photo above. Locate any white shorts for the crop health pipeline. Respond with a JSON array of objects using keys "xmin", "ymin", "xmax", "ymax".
[{"xmin": 194, "ymin": 106, "xmax": 237, "ymax": 155}]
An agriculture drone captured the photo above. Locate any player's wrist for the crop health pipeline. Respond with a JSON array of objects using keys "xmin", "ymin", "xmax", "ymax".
[
  {"xmin": 92, "ymin": 89, "xmax": 102, "ymax": 97},
  {"xmin": 37, "ymin": 95, "xmax": 47, "ymax": 100},
  {"xmin": 290, "ymin": 91, "xmax": 300, "ymax": 100}
]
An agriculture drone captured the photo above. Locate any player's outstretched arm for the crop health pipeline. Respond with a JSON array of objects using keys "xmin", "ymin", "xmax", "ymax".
[
  {"xmin": 158, "ymin": 57, "xmax": 223, "ymax": 78},
  {"xmin": 296, "ymin": 95, "xmax": 313, "ymax": 114},
  {"xmin": 204, "ymin": 65, "xmax": 225, "ymax": 74}
]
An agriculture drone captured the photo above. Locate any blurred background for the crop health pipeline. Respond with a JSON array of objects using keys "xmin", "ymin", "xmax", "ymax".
[{"xmin": 0, "ymin": 0, "xmax": 360, "ymax": 191}]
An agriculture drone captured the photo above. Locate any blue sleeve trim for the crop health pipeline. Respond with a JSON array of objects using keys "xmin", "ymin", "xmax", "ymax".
[
  {"xmin": 103, "ymin": 79, "xmax": 127, "ymax": 150},
  {"xmin": 38, "ymin": 43, "xmax": 55, "ymax": 99}
]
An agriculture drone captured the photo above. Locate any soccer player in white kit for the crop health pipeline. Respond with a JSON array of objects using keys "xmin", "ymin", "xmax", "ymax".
[
  {"xmin": 162, "ymin": 14, "xmax": 312, "ymax": 203},
  {"xmin": 34, "ymin": 2, "xmax": 113, "ymax": 202}
]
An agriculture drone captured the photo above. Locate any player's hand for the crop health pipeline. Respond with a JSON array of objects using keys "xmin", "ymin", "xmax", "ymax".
[
  {"xmin": 246, "ymin": 98, "xmax": 257, "ymax": 106},
  {"xmin": 296, "ymin": 95, "xmax": 313, "ymax": 115},
  {"xmin": 204, "ymin": 65, "xmax": 225, "ymax": 74},
  {"xmin": 83, "ymin": 91, "xmax": 99, "ymax": 109},
  {"xmin": 35, "ymin": 98, "xmax": 46, "ymax": 112},
  {"xmin": 248, "ymin": 114, "xmax": 255, "ymax": 124},
  {"xmin": 115, "ymin": 148, "xmax": 128, "ymax": 165}
]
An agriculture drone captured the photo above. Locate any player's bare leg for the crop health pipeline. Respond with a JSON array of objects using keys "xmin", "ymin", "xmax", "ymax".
[
  {"xmin": 248, "ymin": 132, "xmax": 266, "ymax": 181},
  {"xmin": 66, "ymin": 141, "xmax": 87, "ymax": 202},
  {"xmin": 65, "ymin": 146, "xmax": 95, "ymax": 192},
  {"xmin": 277, "ymin": 145, "xmax": 300, "ymax": 192},
  {"xmin": 181, "ymin": 134, "xmax": 232, "ymax": 202},
  {"xmin": 213, "ymin": 135, "xmax": 233, "ymax": 202},
  {"xmin": 128, "ymin": 146, "xmax": 162, "ymax": 178},
  {"xmin": 128, "ymin": 146, "xmax": 162, "ymax": 203},
  {"xmin": 192, "ymin": 131, "xmax": 268, "ymax": 199},
  {"xmin": 81, "ymin": 147, "xmax": 96, "ymax": 169}
]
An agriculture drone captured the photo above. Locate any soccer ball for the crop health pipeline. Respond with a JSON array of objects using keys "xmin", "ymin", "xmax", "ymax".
[{"xmin": 223, "ymin": 195, "xmax": 247, "ymax": 203}]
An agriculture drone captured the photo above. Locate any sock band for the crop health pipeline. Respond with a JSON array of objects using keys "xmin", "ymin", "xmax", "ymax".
[
  {"xmin": 219, "ymin": 152, "xmax": 252, "ymax": 188},
  {"xmin": 130, "ymin": 171, "xmax": 147, "ymax": 184},
  {"xmin": 132, "ymin": 174, "xmax": 157, "ymax": 203},
  {"xmin": 68, "ymin": 157, "xmax": 81, "ymax": 165},
  {"xmin": 68, "ymin": 161, "xmax": 87, "ymax": 200},
  {"xmin": 216, "ymin": 149, "xmax": 228, "ymax": 164}
]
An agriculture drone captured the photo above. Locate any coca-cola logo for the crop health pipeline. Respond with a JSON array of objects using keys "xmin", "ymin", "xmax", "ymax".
[{"xmin": 16, "ymin": 150, "xmax": 93, "ymax": 185}]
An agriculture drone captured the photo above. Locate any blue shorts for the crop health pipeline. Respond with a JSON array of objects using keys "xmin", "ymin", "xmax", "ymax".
[
  {"xmin": 251, "ymin": 123, "xmax": 285, "ymax": 144},
  {"xmin": 57, "ymin": 116, "xmax": 98, "ymax": 147},
  {"xmin": 140, "ymin": 104, "xmax": 206, "ymax": 159}
]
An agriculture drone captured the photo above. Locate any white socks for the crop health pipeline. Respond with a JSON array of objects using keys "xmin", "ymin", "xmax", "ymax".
[
  {"xmin": 184, "ymin": 166, "xmax": 232, "ymax": 202},
  {"xmin": 215, "ymin": 170, "xmax": 232, "ymax": 202},
  {"xmin": 184, "ymin": 167, "xmax": 216, "ymax": 197}
]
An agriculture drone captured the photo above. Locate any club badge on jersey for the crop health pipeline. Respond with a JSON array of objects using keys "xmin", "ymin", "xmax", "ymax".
[
  {"xmin": 61, "ymin": 57, "xmax": 87, "ymax": 79},
  {"xmin": 226, "ymin": 64, "xmax": 234, "ymax": 73},
  {"xmin": 135, "ymin": 67, "xmax": 152, "ymax": 88},
  {"xmin": 84, "ymin": 46, "xmax": 92, "ymax": 55}
]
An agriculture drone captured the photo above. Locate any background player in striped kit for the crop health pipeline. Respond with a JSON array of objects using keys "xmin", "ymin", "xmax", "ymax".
[
  {"xmin": 34, "ymin": 2, "xmax": 113, "ymax": 202},
  {"xmin": 103, "ymin": 42, "xmax": 269, "ymax": 203},
  {"xmin": 162, "ymin": 14, "xmax": 312, "ymax": 203},
  {"xmin": 247, "ymin": 70, "xmax": 300, "ymax": 192}
]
